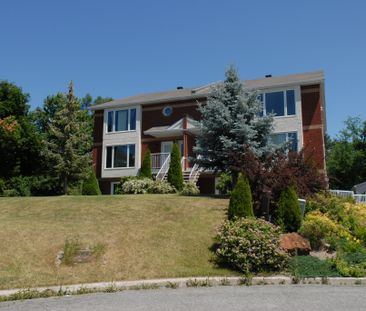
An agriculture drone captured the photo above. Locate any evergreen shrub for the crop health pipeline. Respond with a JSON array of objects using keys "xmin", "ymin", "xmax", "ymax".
[
  {"xmin": 276, "ymin": 186, "xmax": 302, "ymax": 232},
  {"xmin": 228, "ymin": 174, "xmax": 253, "ymax": 219},
  {"xmin": 167, "ymin": 143, "xmax": 183, "ymax": 190},
  {"xmin": 140, "ymin": 149, "xmax": 152, "ymax": 178},
  {"xmin": 82, "ymin": 170, "xmax": 101, "ymax": 195}
]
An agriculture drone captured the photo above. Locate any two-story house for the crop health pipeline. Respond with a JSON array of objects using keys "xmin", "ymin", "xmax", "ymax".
[{"xmin": 90, "ymin": 71, "xmax": 327, "ymax": 194}]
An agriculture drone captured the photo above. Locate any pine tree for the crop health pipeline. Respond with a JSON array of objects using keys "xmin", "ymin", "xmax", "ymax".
[
  {"xmin": 228, "ymin": 174, "xmax": 254, "ymax": 219},
  {"xmin": 194, "ymin": 65, "xmax": 275, "ymax": 174},
  {"xmin": 45, "ymin": 81, "xmax": 92, "ymax": 194},
  {"xmin": 140, "ymin": 149, "xmax": 152, "ymax": 178},
  {"xmin": 167, "ymin": 143, "xmax": 183, "ymax": 190},
  {"xmin": 82, "ymin": 169, "xmax": 101, "ymax": 195},
  {"xmin": 276, "ymin": 186, "xmax": 301, "ymax": 232}
]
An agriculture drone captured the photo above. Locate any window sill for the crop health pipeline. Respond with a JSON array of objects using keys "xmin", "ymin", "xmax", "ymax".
[
  {"xmin": 105, "ymin": 130, "xmax": 137, "ymax": 135},
  {"xmin": 104, "ymin": 167, "xmax": 136, "ymax": 170},
  {"xmin": 272, "ymin": 114, "xmax": 297, "ymax": 119}
]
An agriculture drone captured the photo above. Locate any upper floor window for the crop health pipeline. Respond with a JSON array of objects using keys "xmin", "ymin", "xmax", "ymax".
[
  {"xmin": 106, "ymin": 144, "xmax": 135, "ymax": 168},
  {"xmin": 259, "ymin": 90, "xmax": 296, "ymax": 117},
  {"xmin": 107, "ymin": 108, "xmax": 136, "ymax": 133},
  {"xmin": 270, "ymin": 132, "xmax": 298, "ymax": 152}
]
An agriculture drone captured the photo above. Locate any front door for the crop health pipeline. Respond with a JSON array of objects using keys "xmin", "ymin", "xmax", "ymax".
[
  {"xmin": 161, "ymin": 141, "xmax": 173, "ymax": 154},
  {"xmin": 161, "ymin": 140, "xmax": 184, "ymax": 155}
]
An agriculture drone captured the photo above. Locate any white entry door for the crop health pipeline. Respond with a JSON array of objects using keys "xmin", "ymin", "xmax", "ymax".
[{"xmin": 161, "ymin": 141, "xmax": 173, "ymax": 154}]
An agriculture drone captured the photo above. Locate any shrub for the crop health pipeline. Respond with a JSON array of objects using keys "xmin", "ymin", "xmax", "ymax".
[
  {"xmin": 120, "ymin": 178, "xmax": 154, "ymax": 194},
  {"xmin": 82, "ymin": 170, "xmax": 101, "ymax": 195},
  {"xmin": 332, "ymin": 242, "xmax": 366, "ymax": 277},
  {"xmin": 0, "ymin": 179, "xmax": 4, "ymax": 195},
  {"xmin": 228, "ymin": 175, "xmax": 253, "ymax": 219},
  {"xmin": 180, "ymin": 182, "xmax": 200, "ymax": 196},
  {"xmin": 216, "ymin": 173, "xmax": 232, "ymax": 196},
  {"xmin": 276, "ymin": 186, "xmax": 302, "ymax": 232},
  {"xmin": 140, "ymin": 149, "xmax": 152, "ymax": 178},
  {"xmin": 305, "ymin": 192, "xmax": 351, "ymax": 223},
  {"xmin": 6, "ymin": 176, "xmax": 32, "ymax": 196},
  {"xmin": 167, "ymin": 143, "xmax": 183, "ymax": 191},
  {"xmin": 148, "ymin": 180, "xmax": 175, "ymax": 194},
  {"xmin": 215, "ymin": 218, "xmax": 288, "ymax": 273},
  {"xmin": 289, "ymin": 256, "xmax": 340, "ymax": 278},
  {"xmin": 299, "ymin": 211, "xmax": 351, "ymax": 250}
]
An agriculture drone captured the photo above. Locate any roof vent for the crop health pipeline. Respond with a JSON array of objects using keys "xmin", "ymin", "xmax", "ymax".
[
  {"xmin": 177, "ymin": 86, "xmax": 183, "ymax": 90},
  {"xmin": 265, "ymin": 74, "xmax": 272, "ymax": 78}
]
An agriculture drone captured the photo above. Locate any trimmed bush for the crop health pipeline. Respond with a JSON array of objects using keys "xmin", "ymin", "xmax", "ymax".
[
  {"xmin": 216, "ymin": 218, "xmax": 288, "ymax": 273},
  {"xmin": 121, "ymin": 178, "xmax": 154, "ymax": 194},
  {"xmin": 140, "ymin": 149, "xmax": 152, "ymax": 178},
  {"xmin": 181, "ymin": 182, "xmax": 200, "ymax": 196},
  {"xmin": 216, "ymin": 173, "xmax": 232, "ymax": 196},
  {"xmin": 228, "ymin": 174, "xmax": 253, "ymax": 219},
  {"xmin": 148, "ymin": 180, "xmax": 175, "ymax": 194},
  {"xmin": 276, "ymin": 186, "xmax": 302, "ymax": 232},
  {"xmin": 167, "ymin": 143, "xmax": 183, "ymax": 191},
  {"xmin": 299, "ymin": 211, "xmax": 351, "ymax": 250},
  {"xmin": 82, "ymin": 170, "xmax": 101, "ymax": 195},
  {"xmin": 120, "ymin": 179, "xmax": 176, "ymax": 194}
]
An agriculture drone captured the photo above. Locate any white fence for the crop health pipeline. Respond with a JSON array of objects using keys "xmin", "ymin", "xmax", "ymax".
[{"xmin": 330, "ymin": 190, "xmax": 366, "ymax": 204}]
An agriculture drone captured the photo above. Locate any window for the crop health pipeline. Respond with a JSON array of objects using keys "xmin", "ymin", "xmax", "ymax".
[
  {"xmin": 260, "ymin": 89, "xmax": 296, "ymax": 117},
  {"xmin": 270, "ymin": 132, "xmax": 298, "ymax": 152},
  {"xmin": 162, "ymin": 106, "xmax": 173, "ymax": 117},
  {"xmin": 107, "ymin": 108, "xmax": 137, "ymax": 132},
  {"xmin": 105, "ymin": 144, "xmax": 136, "ymax": 168},
  {"xmin": 266, "ymin": 91, "xmax": 284, "ymax": 116}
]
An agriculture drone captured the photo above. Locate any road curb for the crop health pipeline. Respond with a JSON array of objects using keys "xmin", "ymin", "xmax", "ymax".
[{"xmin": 1, "ymin": 276, "xmax": 366, "ymax": 298}]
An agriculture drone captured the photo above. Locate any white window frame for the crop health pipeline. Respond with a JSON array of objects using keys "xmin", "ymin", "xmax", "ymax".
[
  {"xmin": 261, "ymin": 88, "xmax": 296, "ymax": 118},
  {"xmin": 105, "ymin": 144, "xmax": 136, "ymax": 169},
  {"xmin": 106, "ymin": 108, "xmax": 137, "ymax": 133},
  {"xmin": 110, "ymin": 182, "xmax": 119, "ymax": 195}
]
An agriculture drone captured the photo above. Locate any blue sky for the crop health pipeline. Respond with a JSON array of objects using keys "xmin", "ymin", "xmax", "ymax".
[{"xmin": 1, "ymin": 0, "xmax": 365, "ymax": 137}]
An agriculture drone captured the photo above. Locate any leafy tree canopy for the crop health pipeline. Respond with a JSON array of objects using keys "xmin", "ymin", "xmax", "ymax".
[{"xmin": 327, "ymin": 116, "xmax": 366, "ymax": 189}]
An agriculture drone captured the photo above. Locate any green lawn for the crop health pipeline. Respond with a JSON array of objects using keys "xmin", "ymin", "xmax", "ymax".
[{"xmin": 0, "ymin": 194, "xmax": 238, "ymax": 289}]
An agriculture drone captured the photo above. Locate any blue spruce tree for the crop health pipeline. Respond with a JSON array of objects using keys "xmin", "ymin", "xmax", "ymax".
[{"xmin": 194, "ymin": 65, "xmax": 275, "ymax": 174}]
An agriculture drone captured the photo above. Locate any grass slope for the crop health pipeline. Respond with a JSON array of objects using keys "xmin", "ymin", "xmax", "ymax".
[{"xmin": 0, "ymin": 195, "xmax": 236, "ymax": 289}]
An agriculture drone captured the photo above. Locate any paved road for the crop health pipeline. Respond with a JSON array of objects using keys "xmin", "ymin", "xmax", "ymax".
[{"xmin": 1, "ymin": 285, "xmax": 365, "ymax": 311}]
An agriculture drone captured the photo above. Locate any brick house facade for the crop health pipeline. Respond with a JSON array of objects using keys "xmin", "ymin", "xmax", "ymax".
[{"xmin": 91, "ymin": 71, "xmax": 327, "ymax": 194}]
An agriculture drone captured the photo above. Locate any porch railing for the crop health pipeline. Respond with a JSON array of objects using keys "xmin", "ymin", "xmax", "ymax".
[{"xmin": 151, "ymin": 153, "xmax": 170, "ymax": 173}]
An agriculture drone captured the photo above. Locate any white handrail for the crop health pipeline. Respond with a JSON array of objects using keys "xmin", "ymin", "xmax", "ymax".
[{"xmin": 155, "ymin": 154, "xmax": 171, "ymax": 181}]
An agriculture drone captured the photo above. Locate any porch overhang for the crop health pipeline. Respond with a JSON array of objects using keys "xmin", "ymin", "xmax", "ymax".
[{"xmin": 144, "ymin": 117, "xmax": 199, "ymax": 138}]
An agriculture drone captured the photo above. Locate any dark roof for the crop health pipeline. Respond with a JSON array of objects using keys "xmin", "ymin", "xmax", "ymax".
[
  {"xmin": 90, "ymin": 70, "xmax": 324, "ymax": 110},
  {"xmin": 353, "ymin": 181, "xmax": 366, "ymax": 194}
]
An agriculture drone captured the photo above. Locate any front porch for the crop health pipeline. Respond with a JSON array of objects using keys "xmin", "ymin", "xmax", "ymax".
[{"xmin": 143, "ymin": 116, "xmax": 201, "ymax": 183}]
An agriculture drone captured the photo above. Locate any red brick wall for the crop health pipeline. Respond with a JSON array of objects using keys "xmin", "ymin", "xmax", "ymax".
[
  {"xmin": 93, "ymin": 110, "xmax": 104, "ymax": 178},
  {"xmin": 141, "ymin": 100, "xmax": 203, "ymax": 139},
  {"xmin": 300, "ymin": 85, "xmax": 326, "ymax": 171}
]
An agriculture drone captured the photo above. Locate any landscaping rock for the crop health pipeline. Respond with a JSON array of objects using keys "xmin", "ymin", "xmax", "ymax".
[{"xmin": 280, "ymin": 233, "xmax": 311, "ymax": 255}]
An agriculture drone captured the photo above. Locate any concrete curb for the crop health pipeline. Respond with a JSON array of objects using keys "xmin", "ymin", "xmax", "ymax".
[{"xmin": 1, "ymin": 276, "xmax": 366, "ymax": 298}]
